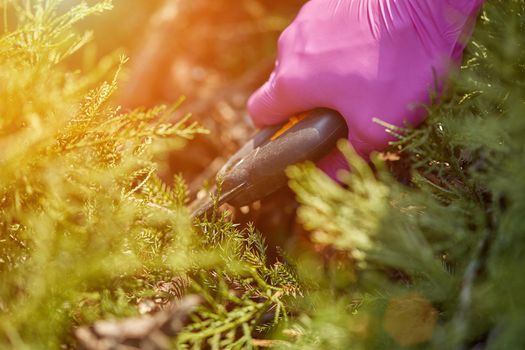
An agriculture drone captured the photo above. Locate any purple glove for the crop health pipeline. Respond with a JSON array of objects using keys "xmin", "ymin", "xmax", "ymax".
[{"xmin": 248, "ymin": 0, "xmax": 484, "ymax": 178}]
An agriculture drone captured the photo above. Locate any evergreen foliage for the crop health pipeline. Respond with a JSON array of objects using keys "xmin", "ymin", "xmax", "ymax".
[
  {"xmin": 0, "ymin": 0, "xmax": 524, "ymax": 349},
  {"xmin": 0, "ymin": 0, "xmax": 207, "ymax": 347}
]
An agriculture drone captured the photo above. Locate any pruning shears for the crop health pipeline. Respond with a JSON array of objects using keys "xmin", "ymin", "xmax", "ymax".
[{"xmin": 189, "ymin": 108, "xmax": 347, "ymax": 218}]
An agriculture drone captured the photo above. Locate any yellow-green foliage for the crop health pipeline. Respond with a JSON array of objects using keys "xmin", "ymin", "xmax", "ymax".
[
  {"xmin": 0, "ymin": 1, "xmax": 205, "ymax": 347},
  {"xmin": 0, "ymin": 3, "xmax": 300, "ymax": 349}
]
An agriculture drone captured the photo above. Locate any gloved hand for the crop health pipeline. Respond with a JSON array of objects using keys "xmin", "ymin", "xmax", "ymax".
[{"xmin": 248, "ymin": 0, "xmax": 484, "ymax": 178}]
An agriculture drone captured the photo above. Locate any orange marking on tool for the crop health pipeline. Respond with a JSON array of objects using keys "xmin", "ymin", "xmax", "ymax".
[{"xmin": 270, "ymin": 113, "xmax": 307, "ymax": 141}]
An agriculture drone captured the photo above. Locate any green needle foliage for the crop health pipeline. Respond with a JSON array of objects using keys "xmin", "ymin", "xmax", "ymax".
[
  {"xmin": 1, "ymin": 0, "xmax": 524, "ymax": 350},
  {"xmin": 0, "ymin": 4, "xmax": 296, "ymax": 348},
  {"xmin": 0, "ymin": 0, "xmax": 207, "ymax": 347}
]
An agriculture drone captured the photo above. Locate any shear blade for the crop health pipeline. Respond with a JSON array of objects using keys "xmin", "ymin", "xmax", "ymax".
[{"xmin": 189, "ymin": 183, "xmax": 247, "ymax": 219}]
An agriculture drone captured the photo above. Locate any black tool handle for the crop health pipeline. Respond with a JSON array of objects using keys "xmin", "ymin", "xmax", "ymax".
[{"xmin": 219, "ymin": 108, "xmax": 348, "ymax": 207}]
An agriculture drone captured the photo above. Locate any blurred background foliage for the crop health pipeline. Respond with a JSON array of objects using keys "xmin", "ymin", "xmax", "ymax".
[{"xmin": 0, "ymin": 0, "xmax": 524, "ymax": 349}]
